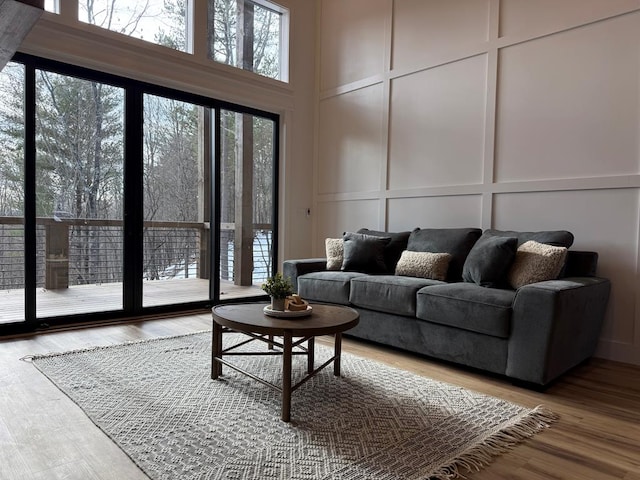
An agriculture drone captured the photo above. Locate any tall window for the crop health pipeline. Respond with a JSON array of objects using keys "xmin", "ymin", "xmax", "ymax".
[
  {"xmin": 210, "ymin": 0, "xmax": 289, "ymax": 82},
  {"xmin": 78, "ymin": 0, "xmax": 192, "ymax": 53}
]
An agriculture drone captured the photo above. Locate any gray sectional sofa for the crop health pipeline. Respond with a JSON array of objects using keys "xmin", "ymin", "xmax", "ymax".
[{"xmin": 283, "ymin": 227, "xmax": 611, "ymax": 387}]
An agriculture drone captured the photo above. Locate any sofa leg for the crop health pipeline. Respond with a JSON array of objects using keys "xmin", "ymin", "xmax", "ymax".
[{"xmin": 510, "ymin": 379, "xmax": 549, "ymax": 392}]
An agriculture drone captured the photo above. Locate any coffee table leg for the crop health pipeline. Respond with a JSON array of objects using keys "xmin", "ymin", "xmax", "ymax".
[
  {"xmin": 212, "ymin": 321, "xmax": 222, "ymax": 379},
  {"xmin": 334, "ymin": 332, "xmax": 342, "ymax": 376},
  {"xmin": 307, "ymin": 337, "xmax": 315, "ymax": 374},
  {"xmin": 282, "ymin": 333, "xmax": 292, "ymax": 422}
]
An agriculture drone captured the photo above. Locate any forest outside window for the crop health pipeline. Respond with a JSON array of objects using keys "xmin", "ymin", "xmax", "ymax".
[
  {"xmin": 44, "ymin": 0, "xmax": 192, "ymax": 53},
  {"xmin": 44, "ymin": 0, "xmax": 193, "ymax": 53},
  {"xmin": 210, "ymin": 0, "xmax": 289, "ymax": 82},
  {"xmin": 78, "ymin": 0, "xmax": 192, "ymax": 53}
]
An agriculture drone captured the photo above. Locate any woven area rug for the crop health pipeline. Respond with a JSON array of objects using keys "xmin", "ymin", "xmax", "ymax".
[{"xmin": 30, "ymin": 331, "xmax": 556, "ymax": 480}]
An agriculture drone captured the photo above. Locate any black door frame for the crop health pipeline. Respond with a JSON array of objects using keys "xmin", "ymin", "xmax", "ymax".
[{"xmin": 0, "ymin": 53, "xmax": 279, "ymax": 336}]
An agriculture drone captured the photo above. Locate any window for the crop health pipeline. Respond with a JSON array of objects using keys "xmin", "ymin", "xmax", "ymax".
[
  {"xmin": 45, "ymin": 0, "xmax": 290, "ymax": 81},
  {"xmin": 210, "ymin": 0, "xmax": 289, "ymax": 82},
  {"xmin": 78, "ymin": 0, "xmax": 192, "ymax": 53},
  {"xmin": 44, "ymin": 0, "xmax": 58, "ymax": 13}
]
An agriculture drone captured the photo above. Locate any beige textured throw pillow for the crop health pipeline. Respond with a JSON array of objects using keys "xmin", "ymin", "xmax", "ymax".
[
  {"xmin": 395, "ymin": 250, "xmax": 451, "ymax": 281},
  {"xmin": 508, "ymin": 240, "xmax": 568, "ymax": 289},
  {"xmin": 325, "ymin": 238, "xmax": 344, "ymax": 270}
]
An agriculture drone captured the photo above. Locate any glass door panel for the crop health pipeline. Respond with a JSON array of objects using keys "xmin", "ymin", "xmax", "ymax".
[
  {"xmin": 142, "ymin": 94, "xmax": 208, "ymax": 307},
  {"xmin": 35, "ymin": 71, "xmax": 125, "ymax": 317},
  {"xmin": 0, "ymin": 62, "xmax": 26, "ymax": 323},
  {"xmin": 219, "ymin": 110, "xmax": 274, "ymax": 300}
]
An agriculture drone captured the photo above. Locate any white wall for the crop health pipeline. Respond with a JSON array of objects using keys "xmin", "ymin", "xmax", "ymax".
[{"xmin": 315, "ymin": 0, "xmax": 640, "ymax": 366}]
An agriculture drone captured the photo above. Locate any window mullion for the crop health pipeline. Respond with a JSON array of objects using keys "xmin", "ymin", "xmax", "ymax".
[
  {"xmin": 57, "ymin": 0, "xmax": 76, "ymax": 21},
  {"xmin": 24, "ymin": 64, "xmax": 37, "ymax": 323}
]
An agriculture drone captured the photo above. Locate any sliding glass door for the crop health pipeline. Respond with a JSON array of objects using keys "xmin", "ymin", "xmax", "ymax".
[
  {"xmin": 35, "ymin": 70, "xmax": 125, "ymax": 318},
  {"xmin": 219, "ymin": 110, "xmax": 275, "ymax": 300},
  {"xmin": 0, "ymin": 53, "xmax": 279, "ymax": 332},
  {"xmin": 142, "ymin": 94, "xmax": 208, "ymax": 307},
  {"xmin": 0, "ymin": 62, "xmax": 26, "ymax": 324}
]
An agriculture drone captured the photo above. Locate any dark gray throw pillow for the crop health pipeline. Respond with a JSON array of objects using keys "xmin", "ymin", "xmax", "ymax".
[
  {"xmin": 342, "ymin": 232, "xmax": 391, "ymax": 274},
  {"xmin": 462, "ymin": 234, "xmax": 518, "ymax": 288},
  {"xmin": 357, "ymin": 228, "xmax": 411, "ymax": 273}
]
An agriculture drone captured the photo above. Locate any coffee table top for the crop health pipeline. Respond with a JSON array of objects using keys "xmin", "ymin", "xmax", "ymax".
[{"xmin": 212, "ymin": 303, "xmax": 359, "ymax": 336}]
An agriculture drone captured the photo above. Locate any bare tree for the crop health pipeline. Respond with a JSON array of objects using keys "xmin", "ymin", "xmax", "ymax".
[
  {"xmin": 82, "ymin": 0, "xmax": 151, "ymax": 36},
  {"xmin": 210, "ymin": 0, "xmax": 281, "ymax": 79}
]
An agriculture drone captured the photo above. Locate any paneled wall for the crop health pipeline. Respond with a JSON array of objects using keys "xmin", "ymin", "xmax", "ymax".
[{"xmin": 314, "ymin": 0, "xmax": 640, "ymax": 365}]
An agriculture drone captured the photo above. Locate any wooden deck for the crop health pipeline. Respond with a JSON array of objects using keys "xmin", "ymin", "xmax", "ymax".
[{"xmin": 0, "ymin": 279, "xmax": 264, "ymax": 324}]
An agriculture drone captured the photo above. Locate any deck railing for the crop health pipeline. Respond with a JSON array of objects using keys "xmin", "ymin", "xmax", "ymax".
[{"xmin": 0, "ymin": 216, "xmax": 272, "ymax": 290}]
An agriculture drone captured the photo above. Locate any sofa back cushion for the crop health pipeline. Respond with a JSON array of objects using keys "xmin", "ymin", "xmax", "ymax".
[
  {"xmin": 407, "ymin": 228, "xmax": 482, "ymax": 282},
  {"xmin": 357, "ymin": 228, "xmax": 411, "ymax": 273},
  {"xmin": 563, "ymin": 250, "xmax": 598, "ymax": 277},
  {"xmin": 483, "ymin": 229, "xmax": 574, "ymax": 248}
]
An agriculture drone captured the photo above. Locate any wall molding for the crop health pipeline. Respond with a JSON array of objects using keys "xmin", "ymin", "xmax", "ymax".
[{"xmin": 314, "ymin": 0, "xmax": 640, "ymax": 365}]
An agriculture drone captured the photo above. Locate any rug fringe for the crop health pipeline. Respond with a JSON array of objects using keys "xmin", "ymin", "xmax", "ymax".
[
  {"xmin": 27, "ymin": 329, "xmax": 212, "ymax": 361},
  {"xmin": 428, "ymin": 405, "xmax": 558, "ymax": 480}
]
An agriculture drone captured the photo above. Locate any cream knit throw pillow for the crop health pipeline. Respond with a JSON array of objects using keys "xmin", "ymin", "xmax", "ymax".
[
  {"xmin": 325, "ymin": 238, "xmax": 344, "ymax": 270},
  {"xmin": 508, "ymin": 240, "xmax": 568, "ymax": 289},
  {"xmin": 395, "ymin": 251, "xmax": 451, "ymax": 281}
]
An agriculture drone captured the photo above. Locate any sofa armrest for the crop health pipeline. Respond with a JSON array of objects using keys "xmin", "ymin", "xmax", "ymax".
[
  {"xmin": 282, "ymin": 258, "xmax": 327, "ymax": 293},
  {"xmin": 507, "ymin": 276, "xmax": 611, "ymax": 386}
]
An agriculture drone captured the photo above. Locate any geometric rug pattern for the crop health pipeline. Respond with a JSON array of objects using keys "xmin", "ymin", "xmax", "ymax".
[{"xmin": 30, "ymin": 331, "xmax": 556, "ymax": 479}]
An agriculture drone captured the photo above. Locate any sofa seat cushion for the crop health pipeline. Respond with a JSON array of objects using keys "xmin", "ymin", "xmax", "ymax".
[
  {"xmin": 297, "ymin": 271, "xmax": 367, "ymax": 305},
  {"xmin": 416, "ymin": 283, "xmax": 515, "ymax": 338},
  {"xmin": 350, "ymin": 275, "xmax": 445, "ymax": 317}
]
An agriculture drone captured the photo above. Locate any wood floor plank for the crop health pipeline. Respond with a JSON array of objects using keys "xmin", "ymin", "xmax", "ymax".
[{"xmin": 0, "ymin": 313, "xmax": 639, "ymax": 480}]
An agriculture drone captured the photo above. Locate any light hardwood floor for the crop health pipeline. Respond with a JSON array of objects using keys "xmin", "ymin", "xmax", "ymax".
[{"xmin": 1, "ymin": 312, "xmax": 639, "ymax": 480}]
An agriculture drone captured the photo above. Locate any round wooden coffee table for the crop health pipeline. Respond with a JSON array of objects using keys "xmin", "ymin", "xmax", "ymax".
[{"xmin": 211, "ymin": 303, "xmax": 359, "ymax": 422}]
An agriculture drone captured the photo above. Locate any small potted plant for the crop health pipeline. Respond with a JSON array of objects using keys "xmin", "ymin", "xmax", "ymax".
[{"xmin": 262, "ymin": 272, "xmax": 294, "ymax": 311}]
